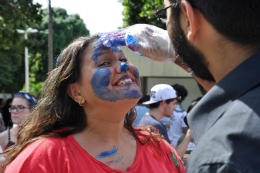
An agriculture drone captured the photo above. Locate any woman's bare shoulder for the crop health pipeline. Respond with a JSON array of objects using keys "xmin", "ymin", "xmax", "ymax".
[{"xmin": 0, "ymin": 129, "xmax": 8, "ymax": 147}]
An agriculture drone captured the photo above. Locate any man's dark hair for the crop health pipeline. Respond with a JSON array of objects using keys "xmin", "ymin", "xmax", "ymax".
[
  {"xmin": 170, "ymin": 0, "xmax": 260, "ymax": 51},
  {"xmin": 171, "ymin": 84, "xmax": 188, "ymax": 103},
  {"xmin": 149, "ymin": 98, "xmax": 175, "ymax": 109},
  {"xmin": 187, "ymin": 97, "xmax": 202, "ymax": 113},
  {"xmin": 138, "ymin": 95, "xmax": 150, "ymax": 104}
]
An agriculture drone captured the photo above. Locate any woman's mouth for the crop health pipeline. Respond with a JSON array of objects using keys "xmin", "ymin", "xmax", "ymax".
[
  {"xmin": 116, "ymin": 78, "xmax": 133, "ymax": 86},
  {"xmin": 114, "ymin": 75, "xmax": 136, "ymax": 86}
]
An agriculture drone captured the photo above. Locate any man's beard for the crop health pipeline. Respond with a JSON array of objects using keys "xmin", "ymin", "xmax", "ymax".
[{"xmin": 168, "ymin": 9, "xmax": 215, "ymax": 82}]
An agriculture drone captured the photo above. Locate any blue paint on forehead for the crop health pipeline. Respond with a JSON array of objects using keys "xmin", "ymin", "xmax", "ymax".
[
  {"xmin": 96, "ymin": 146, "xmax": 118, "ymax": 159},
  {"xmin": 99, "ymin": 29, "xmax": 126, "ymax": 47},
  {"xmin": 92, "ymin": 39, "xmax": 109, "ymax": 65},
  {"xmin": 91, "ymin": 67, "xmax": 142, "ymax": 102},
  {"xmin": 111, "ymin": 47, "xmax": 121, "ymax": 53},
  {"xmin": 119, "ymin": 62, "xmax": 130, "ymax": 73}
]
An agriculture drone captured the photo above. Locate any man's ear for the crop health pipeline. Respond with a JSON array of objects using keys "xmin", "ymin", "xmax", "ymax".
[
  {"xmin": 67, "ymin": 83, "xmax": 84, "ymax": 104},
  {"xmin": 180, "ymin": 0, "xmax": 201, "ymax": 41},
  {"xmin": 161, "ymin": 100, "xmax": 167, "ymax": 107}
]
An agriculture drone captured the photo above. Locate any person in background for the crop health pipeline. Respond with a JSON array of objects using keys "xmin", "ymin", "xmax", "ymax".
[
  {"xmin": 177, "ymin": 97, "xmax": 202, "ymax": 166},
  {"xmin": 2, "ymin": 36, "xmax": 185, "ymax": 173},
  {"xmin": 0, "ymin": 99, "xmax": 6, "ymax": 132},
  {"xmin": 0, "ymin": 113, "xmax": 6, "ymax": 133},
  {"xmin": 160, "ymin": 84, "xmax": 188, "ymax": 147},
  {"xmin": 133, "ymin": 95, "xmax": 150, "ymax": 126},
  {"xmin": 0, "ymin": 91, "xmax": 37, "ymax": 150},
  {"xmin": 140, "ymin": 84, "xmax": 192, "ymax": 158},
  {"xmin": 2, "ymin": 99, "xmax": 13, "ymax": 128},
  {"xmin": 0, "ymin": 99, "xmax": 5, "ymax": 112}
]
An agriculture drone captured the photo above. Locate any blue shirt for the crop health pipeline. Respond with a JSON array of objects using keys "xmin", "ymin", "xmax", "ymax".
[{"xmin": 134, "ymin": 105, "xmax": 149, "ymax": 126}]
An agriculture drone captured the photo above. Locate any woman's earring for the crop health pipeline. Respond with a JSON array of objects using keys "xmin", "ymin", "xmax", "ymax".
[{"xmin": 79, "ymin": 97, "xmax": 84, "ymax": 106}]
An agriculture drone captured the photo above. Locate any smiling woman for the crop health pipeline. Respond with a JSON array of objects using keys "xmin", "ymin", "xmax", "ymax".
[{"xmin": 2, "ymin": 35, "xmax": 184, "ymax": 173}]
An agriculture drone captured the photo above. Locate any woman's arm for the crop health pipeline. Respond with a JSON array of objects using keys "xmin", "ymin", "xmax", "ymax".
[
  {"xmin": 0, "ymin": 130, "xmax": 8, "ymax": 149},
  {"xmin": 175, "ymin": 129, "xmax": 193, "ymax": 159}
]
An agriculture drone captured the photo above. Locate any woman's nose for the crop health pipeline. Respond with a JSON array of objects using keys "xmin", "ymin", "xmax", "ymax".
[
  {"xmin": 12, "ymin": 108, "xmax": 18, "ymax": 113},
  {"xmin": 116, "ymin": 62, "xmax": 130, "ymax": 73}
]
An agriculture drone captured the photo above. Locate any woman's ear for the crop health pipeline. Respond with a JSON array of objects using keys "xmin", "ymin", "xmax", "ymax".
[{"xmin": 67, "ymin": 83, "xmax": 84, "ymax": 104}]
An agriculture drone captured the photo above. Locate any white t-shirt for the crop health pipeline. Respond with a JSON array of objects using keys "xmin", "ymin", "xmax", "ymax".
[{"xmin": 160, "ymin": 105, "xmax": 187, "ymax": 147}]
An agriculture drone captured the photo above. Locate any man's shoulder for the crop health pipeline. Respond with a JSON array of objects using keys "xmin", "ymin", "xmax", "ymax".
[
  {"xmin": 187, "ymin": 95, "xmax": 260, "ymax": 173},
  {"xmin": 139, "ymin": 115, "xmax": 157, "ymax": 125},
  {"xmin": 227, "ymin": 84, "xmax": 260, "ymax": 118}
]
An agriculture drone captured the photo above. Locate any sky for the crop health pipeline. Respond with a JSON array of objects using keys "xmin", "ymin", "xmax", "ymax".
[{"xmin": 33, "ymin": 0, "xmax": 124, "ymax": 35}]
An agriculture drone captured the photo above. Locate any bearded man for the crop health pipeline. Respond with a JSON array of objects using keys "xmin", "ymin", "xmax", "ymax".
[{"xmin": 99, "ymin": 0, "xmax": 260, "ymax": 172}]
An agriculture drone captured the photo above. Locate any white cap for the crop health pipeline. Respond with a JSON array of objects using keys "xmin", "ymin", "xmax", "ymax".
[{"xmin": 142, "ymin": 84, "xmax": 178, "ymax": 105}]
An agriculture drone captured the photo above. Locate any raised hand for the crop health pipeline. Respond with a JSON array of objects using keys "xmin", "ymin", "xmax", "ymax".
[{"xmin": 99, "ymin": 24, "xmax": 176, "ymax": 63}]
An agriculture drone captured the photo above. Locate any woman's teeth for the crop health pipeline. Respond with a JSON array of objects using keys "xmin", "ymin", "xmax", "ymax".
[{"xmin": 117, "ymin": 79, "xmax": 133, "ymax": 86}]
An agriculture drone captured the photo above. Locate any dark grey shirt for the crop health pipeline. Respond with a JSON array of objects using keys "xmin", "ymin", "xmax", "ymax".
[
  {"xmin": 186, "ymin": 51, "xmax": 260, "ymax": 173},
  {"xmin": 139, "ymin": 114, "xmax": 172, "ymax": 144}
]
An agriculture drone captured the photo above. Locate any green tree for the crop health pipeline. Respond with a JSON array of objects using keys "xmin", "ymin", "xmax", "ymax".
[
  {"xmin": 29, "ymin": 8, "xmax": 90, "ymax": 84},
  {"xmin": 0, "ymin": 0, "xmax": 43, "ymax": 93},
  {"xmin": 0, "ymin": 7, "xmax": 90, "ymax": 94},
  {"xmin": 120, "ymin": 0, "xmax": 165, "ymax": 29}
]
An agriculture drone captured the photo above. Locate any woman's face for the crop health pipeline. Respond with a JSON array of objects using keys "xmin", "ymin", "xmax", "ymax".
[
  {"xmin": 77, "ymin": 43, "xmax": 142, "ymax": 105},
  {"xmin": 11, "ymin": 98, "xmax": 31, "ymax": 125}
]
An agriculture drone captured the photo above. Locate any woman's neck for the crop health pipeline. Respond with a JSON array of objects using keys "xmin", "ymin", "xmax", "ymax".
[{"xmin": 78, "ymin": 103, "xmax": 132, "ymax": 144}]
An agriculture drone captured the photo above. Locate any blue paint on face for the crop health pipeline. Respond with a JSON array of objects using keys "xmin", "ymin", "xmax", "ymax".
[
  {"xmin": 96, "ymin": 146, "xmax": 118, "ymax": 159},
  {"xmin": 133, "ymin": 66, "xmax": 142, "ymax": 90},
  {"xmin": 92, "ymin": 40, "xmax": 109, "ymax": 64},
  {"xmin": 119, "ymin": 62, "xmax": 130, "ymax": 73},
  {"xmin": 91, "ymin": 67, "xmax": 142, "ymax": 102}
]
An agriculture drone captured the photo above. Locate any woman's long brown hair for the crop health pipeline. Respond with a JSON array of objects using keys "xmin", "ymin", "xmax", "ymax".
[{"xmin": 1, "ymin": 35, "xmax": 163, "ymax": 172}]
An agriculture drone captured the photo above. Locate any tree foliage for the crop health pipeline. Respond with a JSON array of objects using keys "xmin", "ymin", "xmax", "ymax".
[
  {"xmin": 28, "ymin": 8, "xmax": 90, "ymax": 84},
  {"xmin": 0, "ymin": 7, "xmax": 90, "ymax": 94},
  {"xmin": 120, "ymin": 0, "xmax": 166, "ymax": 29},
  {"xmin": 0, "ymin": 0, "xmax": 42, "ymax": 45},
  {"xmin": 0, "ymin": 0, "xmax": 43, "ymax": 93}
]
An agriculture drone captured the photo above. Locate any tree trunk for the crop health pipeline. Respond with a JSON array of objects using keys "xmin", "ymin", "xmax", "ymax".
[{"xmin": 48, "ymin": 0, "xmax": 53, "ymax": 72}]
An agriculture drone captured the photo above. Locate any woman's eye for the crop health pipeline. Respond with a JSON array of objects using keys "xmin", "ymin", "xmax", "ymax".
[
  {"xmin": 120, "ymin": 58, "xmax": 128, "ymax": 63},
  {"xmin": 99, "ymin": 61, "xmax": 110, "ymax": 66},
  {"xmin": 17, "ymin": 105, "xmax": 25, "ymax": 109}
]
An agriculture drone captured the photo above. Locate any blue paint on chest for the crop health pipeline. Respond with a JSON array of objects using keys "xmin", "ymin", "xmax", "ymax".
[
  {"xmin": 119, "ymin": 62, "xmax": 130, "ymax": 73},
  {"xmin": 114, "ymin": 156, "xmax": 124, "ymax": 163},
  {"xmin": 96, "ymin": 146, "xmax": 118, "ymax": 159},
  {"xmin": 91, "ymin": 67, "xmax": 142, "ymax": 102}
]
